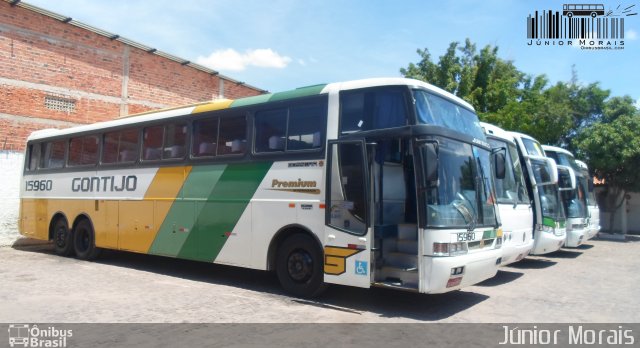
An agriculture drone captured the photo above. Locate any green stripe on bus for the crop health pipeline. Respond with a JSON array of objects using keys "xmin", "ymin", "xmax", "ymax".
[
  {"xmin": 148, "ymin": 165, "xmax": 226, "ymax": 257},
  {"xmin": 230, "ymin": 94, "xmax": 273, "ymax": 108},
  {"xmin": 176, "ymin": 162, "xmax": 272, "ymax": 262},
  {"xmin": 543, "ymin": 217, "xmax": 555, "ymax": 228},
  {"xmin": 269, "ymin": 84, "xmax": 327, "ymax": 102}
]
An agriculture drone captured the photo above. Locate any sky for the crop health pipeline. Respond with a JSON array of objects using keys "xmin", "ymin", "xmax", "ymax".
[{"xmin": 24, "ymin": 0, "xmax": 640, "ymax": 105}]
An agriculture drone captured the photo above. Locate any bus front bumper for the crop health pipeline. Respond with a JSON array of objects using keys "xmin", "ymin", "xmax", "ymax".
[
  {"xmin": 500, "ymin": 238, "xmax": 534, "ymax": 266},
  {"xmin": 565, "ymin": 228, "xmax": 586, "ymax": 247},
  {"xmin": 531, "ymin": 231, "xmax": 565, "ymax": 255},
  {"xmin": 422, "ymin": 248, "xmax": 501, "ymax": 294}
]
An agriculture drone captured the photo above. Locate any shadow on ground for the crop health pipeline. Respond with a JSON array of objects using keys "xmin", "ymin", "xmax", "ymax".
[
  {"xmin": 505, "ymin": 257, "xmax": 557, "ymax": 269},
  {"xmin": 11, "ymin": 238, "xmax": 489, "ymax": 321},
  {"xmin": 475, "ymin": 270, "xmax": 524, "ymax": 287},
  {"xmin": 546, "ymin": 249, "xmax": 584, "ymax": 259}
]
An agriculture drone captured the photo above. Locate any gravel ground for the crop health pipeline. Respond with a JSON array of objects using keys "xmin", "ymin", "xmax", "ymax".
[{"xmin": 1, "ymin": 236, "xmax": 638, "ymax": 323}]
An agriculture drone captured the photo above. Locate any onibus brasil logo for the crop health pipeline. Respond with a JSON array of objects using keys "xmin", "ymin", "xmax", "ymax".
[
  {"xmin": 526, "ymin": 3, "xmax": 637, "ymax": 49},
  {"xmin": 8, "ymin": 324, "xmax": 72, "ymax": 348}
]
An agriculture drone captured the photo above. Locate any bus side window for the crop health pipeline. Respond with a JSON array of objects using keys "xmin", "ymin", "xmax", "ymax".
[
  {"xmin": 163, "ymin": 123, "xmax": 187, "ymax": 160},
  {"xmin": 287, "ymin": 103, "xmax": 325, "ymax": 150},
  {"xmin": 40, "ymin": 141, "xmax": 66, "ymax": 169},
  {"xmin": 255, "ymin": 109, "xmax": 287, "ymax": 153},
  {"xmin": 192, "ymin": 117, "xmax": 219, "ymax": 157},
  {"xmin": 142, "ymin": 125, "xmax": 164, "ymax": 161},
  {"xmin": 27, "ymin": 143, "xmax": 41, "ymax": 171},
  {"xmin": 68, "ymin": 135, "xmax": 99, "ymax": 166},
  {"xmin": 103, "ymin": 128, "xmax": 139, "ymax": 164},
  {"xmin": 340, "ymin": 88, "xmax": 407, "ymax": 134},
  {"xmin": 218, "ymin": 116, "xmax": 247, "ymax": 155}
]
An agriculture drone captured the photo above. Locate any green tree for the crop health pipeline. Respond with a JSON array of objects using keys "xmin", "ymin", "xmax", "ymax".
[{"xmin": 574, "ymin": 98, "xmax": 640, "ymax": 232}]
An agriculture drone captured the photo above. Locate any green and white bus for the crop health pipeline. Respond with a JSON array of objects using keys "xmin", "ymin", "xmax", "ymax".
[
  {"xmin": 575, "ymin": 159, "xmax": 600, "ymax": 239},
  {"xmin": 508, "ymin": 132, "xmax": 567, "ymax": 254},
  {"xmin": 543, "ymin": 145, "xmax": 588, "ymax": 247},
  {"xmin": 20, "ymin": 78, "xmax": 503, "ymax": 297}
]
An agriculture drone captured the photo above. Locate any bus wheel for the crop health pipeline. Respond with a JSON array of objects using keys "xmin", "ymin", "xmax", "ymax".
[
  {"xmin": 53, "ymin": 218, "xmax": 74, "ymax": 256},
  {"xmin": 276, "ymin": 234, "xmax": 326, "ymax": 298},
  {"xmin": 73, "ymin": 219, "xmax": 101, "ymax": 260}
]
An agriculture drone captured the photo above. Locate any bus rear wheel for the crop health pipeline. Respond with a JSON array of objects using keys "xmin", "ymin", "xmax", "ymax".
[
  {"xmin": 276, "ymin": 234, "xmax": 326, "ymax": 298},
  {"xmin": 53, "ymin": 218, "xmax": 74, "ymax": 257},
  {"xmin": 73, "ymin": 219, "xmax": 101, "ymax": 260}
]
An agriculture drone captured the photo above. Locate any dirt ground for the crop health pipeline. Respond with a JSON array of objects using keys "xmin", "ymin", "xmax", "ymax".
[{"xmin": 1, "ymin": 236, "xmax": 638, "ymax": 323}]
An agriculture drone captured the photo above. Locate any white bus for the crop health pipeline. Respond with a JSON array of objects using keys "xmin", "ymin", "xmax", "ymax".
[
  {"xmin": 20, "ymin": 78, "xmax": 503, "ymax": 297},
  {"xmin": 508, "ymin": 132, "xmax": 567, "ymax": 254},
  {"xmin": 576, "ymin": 159, "xmax": 600, "ymax": 239},
  {"xmin": 542, "ymin": 145, "xmax": 588, "ymax": 247},
  {"xmin": 481, "ymin": 123, "xmax": 534, "ymax": 265}
]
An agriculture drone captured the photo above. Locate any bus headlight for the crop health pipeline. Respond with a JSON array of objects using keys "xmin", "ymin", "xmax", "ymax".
[
  {"xmin": 433, "ymin": 242, "xmax": 468, "ymax": 256},
  {"xmin": 536, "ymin": 224, "xmax": 554, "ymax": 233}
]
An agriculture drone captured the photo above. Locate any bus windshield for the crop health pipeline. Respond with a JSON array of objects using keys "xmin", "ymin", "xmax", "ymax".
[
  {"xmin": 539, "ymin": 184, "xmax": 565, "ymax": 221},
  {"xmin": 424, "ymin": 137, "xmax": 497, "ymax": 228},
  {"xmin": 561, "ymin": 176, "xmax": 589, "ymax": 218},
  {"xmin": 521, "ymin": 138, "xmax": 545, "ymax": 157},
  {"xmin": 413, "ymin": 89, "xmax": 485, "ymax": 140},
  {"xmin": 545, "ymin": 151, "xmax": 582, "ymax": 172}
]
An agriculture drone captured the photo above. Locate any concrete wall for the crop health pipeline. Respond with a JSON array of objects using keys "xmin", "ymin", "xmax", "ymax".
[
  {"xmin": 0, "ymin": 1, "xmax": 263, "ymax": 151},
  {"xmin": 0, "ymin": 151, "xmax": 21, "ymax": 246},
  {"xmin": 597, "ymin": 189, "xmax": 640, "ymax": 234}
]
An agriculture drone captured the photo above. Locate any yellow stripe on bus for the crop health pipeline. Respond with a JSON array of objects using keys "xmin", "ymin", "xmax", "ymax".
[
  {"xmin": 192, "ymin": 99, "xmax": 233, "ymax": 114},
  {"xmin": 117, "ymin": 166, "xmax": 193, "ymax": 253}
]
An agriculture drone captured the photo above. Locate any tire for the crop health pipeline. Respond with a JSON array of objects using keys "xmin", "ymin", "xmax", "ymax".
[
  {"xmin": 276, "ymin": 234, "xmax": 327, "ymax": 298},
  {"xmin": 73, "ymin": 219, "xmax": 101, "ymax": 260},
  {"xmin": 52, "ymin": 218, "xmax": 74, "ymax": 257}
]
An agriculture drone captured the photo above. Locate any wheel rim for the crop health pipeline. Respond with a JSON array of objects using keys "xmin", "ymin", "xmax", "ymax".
[
  {"xmin": 287, "ymin": 249, "xmax": 314, "ymax": 283},
  {"xmin": 55, "ymin": 225, "xmax": 67, "ymax": 248}
]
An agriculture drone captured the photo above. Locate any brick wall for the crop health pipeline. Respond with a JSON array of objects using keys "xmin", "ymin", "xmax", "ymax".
[{"xmin": 0, "ymin": 1, "xmax": 263, "ymax": 151}]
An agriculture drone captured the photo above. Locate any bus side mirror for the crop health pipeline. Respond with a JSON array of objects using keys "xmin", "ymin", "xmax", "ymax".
[
  {"xmin": 419, "ymin": 142, "xmax": 439, "ymax": 185},
  {"xmin": 494, "ymin": 152, "xmax": 506, "ymax": 180},
  {"xmin": 557, "ymin": 165, "xmax": 577, "ymax": 190},
  {"xmin": 527, "ymin": 155, "xmax": 558, "ymax": 186}
]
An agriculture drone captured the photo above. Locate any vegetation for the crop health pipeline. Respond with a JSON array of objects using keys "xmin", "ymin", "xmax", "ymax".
[{"xmin": 401, "ymin": 39, "xmax": 640, "ymax": 226}]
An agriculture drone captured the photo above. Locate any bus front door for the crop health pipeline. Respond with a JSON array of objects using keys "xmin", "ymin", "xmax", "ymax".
[{"xmin": 323, "ymin": 140, "xmax": 373, "ymax": 288}]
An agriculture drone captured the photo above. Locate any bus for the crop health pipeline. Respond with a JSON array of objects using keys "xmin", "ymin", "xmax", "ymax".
[
  {"xmin": 543, "ymin": 145, "xmax": 588, "ymax": 247},
  {"xmin": 576, "ymin": 159, "xmax": 600, "ymax": 239},
  {"xmin": 562, "ymin": 4, "xmax": 605, "ymax": 18},
  {"xmin": 19, "ymin": 78, "xmax": 504, "ymax": 297},
  {"xmin": 508, "ymin": 132, "xmax": 567, "ymax": 255},
  {"xmin": 481, "ymin": 123, "xmax": 533, "ymax": 265}
]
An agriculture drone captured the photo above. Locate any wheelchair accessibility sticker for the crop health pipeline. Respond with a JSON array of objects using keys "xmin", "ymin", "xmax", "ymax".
[{"xmin": 355, "ymin": 260, "xmax": 368, "ymax": 276}]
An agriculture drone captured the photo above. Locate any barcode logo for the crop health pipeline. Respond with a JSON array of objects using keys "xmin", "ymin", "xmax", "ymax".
[
  {"xmin": 527, "ymin": 11, "xmax": 625, "ymax": 39},
  {"xmin": 525, "ymin": 3, "xmax": 636, "ymax": 49}
]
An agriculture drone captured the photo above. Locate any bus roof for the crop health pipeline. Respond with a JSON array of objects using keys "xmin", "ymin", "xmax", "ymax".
[
  {"xmin": 575, "ymin": 159, "xmax": 588, "ymax": 171},
  {"xmin": 27, "ymin": 77, "xmax": 474, "ymax": 142},
  {"xmin": 541, "ymin": 145, "xmax": 574, "ymax": 157},
  {"xmin": 480, "ymin": 122, "xmax": 514, "ymax": 144},
  {"xmin": 506, "ymin": 131, "xmax": 539, "ymax": 143}
]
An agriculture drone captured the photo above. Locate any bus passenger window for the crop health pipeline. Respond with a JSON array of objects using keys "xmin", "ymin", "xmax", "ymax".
[
  {"xmin": 68, "ymin": 135, "xmax": 99, "ymax": 166},
  {"xmin": 287, "ymin": 104, "xmax": 325, "ymax": 150},
  {"xmin": 192, "ymin": 117, "xmax": 218, "ymax": 157},
  {"xmin": 218, "ymin": 116, "xmax": 246, "ymax": 155},
  {"xmin": 163, "ymin": 123, "xmax": 187, "ymax": 160},
  {"xmin": 142, "ymin": 125, "xmax": 163, "ymax": 161},
  {"xmin": 40, "ymin": 141, "xmax": 65, "ymax": 169},
  {"xmin": 255, "ymin": 109, "xmax": 287, "ymax": 152},
  {"xmin": 340, "ymin": 88, "xmax": 407, "ymax": 134},
  {"xmin": 103, "ymin": 128, "xmax": 139, "ymax": 164},
  {"xmin": 27, "ymin": 144, "xmax": 41, "ymax": 171}
]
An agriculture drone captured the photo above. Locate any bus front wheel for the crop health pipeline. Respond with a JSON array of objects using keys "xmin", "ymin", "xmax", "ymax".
[
  {"xmin": 276, "ymin": 234, "xmax": 326, "ymax": 298},
  {"xmin": 73, "ymin": 219, "xmax": 101, "ymax": 260},
  {"xmin": 53, "ymin": 218, "xmax": 74, "ymax": 257}
]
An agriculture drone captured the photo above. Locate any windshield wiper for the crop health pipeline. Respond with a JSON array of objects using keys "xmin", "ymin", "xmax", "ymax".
[{"xmin": 454, "ymin": 192, "xmax": 477, "ymax": 231}]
